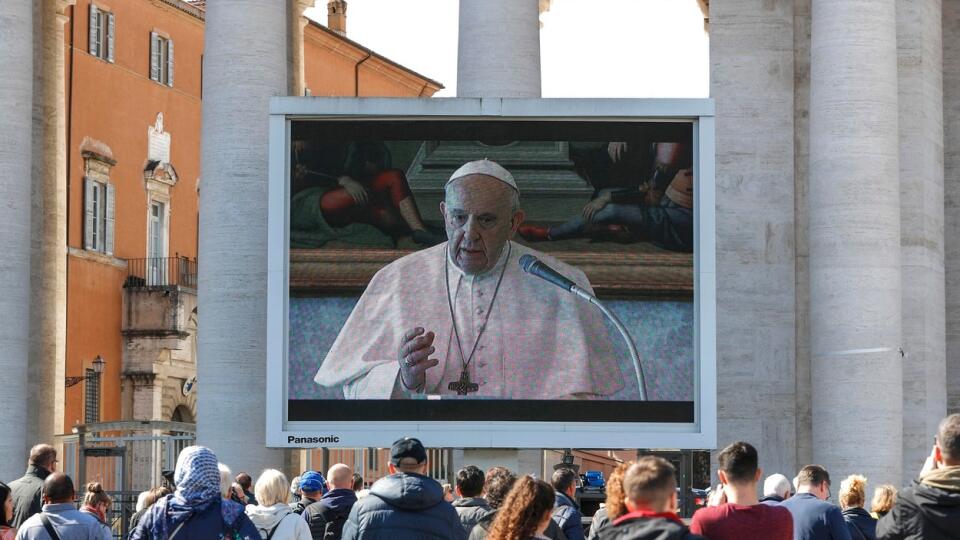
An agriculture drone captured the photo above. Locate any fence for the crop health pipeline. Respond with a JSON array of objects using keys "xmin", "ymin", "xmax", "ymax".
[
  {"xmin": 59, "ymin": 421, "xmax": 196, "ymax": 539},
  {"xmin": 124, "ymin": 255, "xmax": 197, "ymax": 289}
]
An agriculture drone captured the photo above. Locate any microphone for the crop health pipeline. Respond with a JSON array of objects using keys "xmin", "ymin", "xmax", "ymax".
[
  {"xmin": 518, "ymin": 253, "xmax": 649, "ymax": 401},
  {"xmin": 519, "ymin": 254, "xmax": 578, "ymax": 292}
]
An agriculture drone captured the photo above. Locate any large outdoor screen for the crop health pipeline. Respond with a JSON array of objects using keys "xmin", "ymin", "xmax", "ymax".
[{"xmin": 266, "ymin": 98, "xmax": 716, "ymax": 449}]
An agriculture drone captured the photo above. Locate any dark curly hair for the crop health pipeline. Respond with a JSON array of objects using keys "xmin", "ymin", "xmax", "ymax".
[
  {"xmin": 483, "ymin": 466, "xmax": 517, "ymax": 509},
  {"xmin": 487, "ymin": 476, "xmax": 555, "ymax": 540},
  {"xmin": 0, "ymin": 481, "xmax": 12, "ymax": 528}
]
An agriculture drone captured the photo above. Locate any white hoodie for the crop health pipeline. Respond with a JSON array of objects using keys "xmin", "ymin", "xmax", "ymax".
[{"xmin": 245, "ymin": 503, "xmax": 312, "ymax": 540}]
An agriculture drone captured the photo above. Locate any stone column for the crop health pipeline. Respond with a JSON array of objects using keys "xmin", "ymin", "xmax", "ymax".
[
  {"xmin": 897, "ymin": 0, "xmax": 946, "ymax": 476},
  {"xmin": 709, "ymin": 0, "xmax": 799, "ymax": 480},
  {"xmin": 457, "ymin": 0, "xmax": 541, "ymax": 97},
  {"xmin": 197, "ymin": 0, "xmax": 286, "ymax": 474},
  {"xmin": 0, "ymin": 0, "xmax": 34, "ymax": 482},
  {"xmin": 456, "ymin": 0, "xmax": 542, "ymax": 474},
  {"xmin": 288, "ymin": 0, "xmax": 314, "ymax": 96},
  {"xmin": 29, "ymin": 0, "xmax": 72, "ymax": 452},
  {"xmin": 809, "ymin": 0, "xmax": 902, "ymax": 486},
  {"xmin": 944, "ymin": 0, "xmax": 960, "ymax": 415}
]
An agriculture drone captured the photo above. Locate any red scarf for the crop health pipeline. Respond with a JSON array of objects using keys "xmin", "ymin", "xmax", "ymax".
[
  {"xmin": 82, "ymin": 504, "xmax": 107, "ymax": 523},
  {"xmin": 612, "ymin": 509, "xmax": 684, "ymax": 526}
]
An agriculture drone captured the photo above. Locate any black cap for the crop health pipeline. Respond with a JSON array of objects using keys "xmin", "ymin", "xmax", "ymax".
[{"xmin": 390, "ymin": 437, "xmax": 427, "ymax": 466}]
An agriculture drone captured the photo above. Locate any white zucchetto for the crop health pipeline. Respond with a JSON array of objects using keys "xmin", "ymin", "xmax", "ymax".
[{"xmin": 446, "ymin": 159, "xmax": 519, "ymax": 192}]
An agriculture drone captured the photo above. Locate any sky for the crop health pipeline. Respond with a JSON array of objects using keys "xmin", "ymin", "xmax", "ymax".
[{"xmin": 305, "ymin": 0, "xmax": 709, "ymax": 98}]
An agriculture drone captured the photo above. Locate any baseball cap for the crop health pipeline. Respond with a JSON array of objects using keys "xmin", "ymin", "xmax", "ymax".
[
  {"xmin": 299, "ymin": 471, "xmax": 326, "ymax": 493},
  {"xmin": 390, "ymin": 437, "xmax": 427, "ymax": 466}
]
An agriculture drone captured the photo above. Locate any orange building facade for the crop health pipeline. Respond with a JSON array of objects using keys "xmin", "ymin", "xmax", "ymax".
[{"xmin": 63, "ymin": 0, "xmax": 441, "ymax": 432}]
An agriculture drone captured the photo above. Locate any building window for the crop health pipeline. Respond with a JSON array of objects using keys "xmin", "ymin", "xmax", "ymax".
[
  {"xmin": 147, "ymin": 200, "xmax": 169, "ymax": 285},
  {"xmin": 150, "ymin": 32, "xmax": 174, "ymax": 87},
  {"xmin": 84, "ymin": 368, "xmax": 101, "ymax": 424},
  {"xmin": 84, "ymin": 178, "xmax": 115, "ymax": 255},
  {"xmin": 88, "ymin": 4, "xmax": 115, "ymax": 63}
]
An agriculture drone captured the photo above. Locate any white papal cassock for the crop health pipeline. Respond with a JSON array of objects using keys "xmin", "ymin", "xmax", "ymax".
[{"xmin": 313, "ymin": 240, "xmax": 625, "ymax": 399}]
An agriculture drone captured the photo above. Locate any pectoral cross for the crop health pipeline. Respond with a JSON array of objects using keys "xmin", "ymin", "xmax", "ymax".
[{"xmin": 448, "ymin": 369, "xmax": 479, "ymax": 395}]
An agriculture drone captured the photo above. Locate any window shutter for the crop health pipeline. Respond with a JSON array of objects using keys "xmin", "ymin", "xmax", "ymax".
[
  {"xmin": 105, "ymin": 183, "xmax": 116, "ymax": 256},
  {"xmin": 89, "ymin": 4, "xmax": 100, "ymax": 57},
  {"xmin": 166, "ymin": 39, "xmax": 174, "ymax": 87},
  {"xmin": 150, "ymin": 32, "xmax": 160, "ymax": 82},
  {"xmin": 84, "ymin": 178, "xmax": 95, "ymax": 250},
  {"xmin": 106, "ymin": 12, "xmax": 115, "ymax": 63}
]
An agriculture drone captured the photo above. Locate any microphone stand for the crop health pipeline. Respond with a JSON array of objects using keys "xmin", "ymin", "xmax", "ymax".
[{"xmin": 569, "ymin": 286, "xmax": 649, "ymax": 401}]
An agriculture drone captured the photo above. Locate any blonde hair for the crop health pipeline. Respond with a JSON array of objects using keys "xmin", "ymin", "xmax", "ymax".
[
  {"xmin": 871, "ymin": 484, "xmax": 897, "ymax": 515},
  {"xmin": 82, "ymin": 482, "xmax": 112, "ymax": 508},
  {"xmin": 218, "ymin": 463, "xmax": 233, "ymax": 499},
  {"xmin": 604, "ymin": 461, "xmax": 633, "ymax": 521},
  {"xmin": 838, "ymin": 474, "xmax": 867, "ymax": 510},
  {"xmin": 254, "ymin": 469, "xmax": 290, "ymax": 507}
]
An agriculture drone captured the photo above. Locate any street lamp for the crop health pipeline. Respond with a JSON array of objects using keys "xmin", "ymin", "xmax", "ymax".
[{"xmin": 65, "ymin": 355, "xmax": 106, "ymax": 387}]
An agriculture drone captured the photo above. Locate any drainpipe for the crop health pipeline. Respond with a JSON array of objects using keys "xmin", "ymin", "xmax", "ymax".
[{"xmin": 354, "ymin": 52, "xmax": 371, "ymax": 96}]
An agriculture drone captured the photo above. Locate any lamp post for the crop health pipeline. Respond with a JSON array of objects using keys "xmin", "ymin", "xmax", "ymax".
[{"xmin": 65, "ymin": 355, "xmax": 105, "ymax": 387}]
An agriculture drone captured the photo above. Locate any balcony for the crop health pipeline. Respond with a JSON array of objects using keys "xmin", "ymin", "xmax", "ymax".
[{"xmin": 124, "ymin": 255, "xmax": 197, "ymax": 290}]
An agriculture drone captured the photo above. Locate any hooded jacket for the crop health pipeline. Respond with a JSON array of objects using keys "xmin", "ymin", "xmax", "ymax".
[
  {"xmin": 841, "ymin": 507, "xmax": 876, "ymax": 540},
  {"xmin": 876, "ymin": 465, "xmax": 960, "ymax": 540},
  {"xmin": 340, "ymin": 472, "xmax": 466, "ymax": 540},
  {"xmin": 246, "ymin": 503, "xmax": 313, "ymax": 540},
  {"xmin": 597, "ymin": 510, "xmax": 706, "ymax": 540},
  {"xmin": 452, "ymin": 497, "xmax": 494, "ymax": 533}
]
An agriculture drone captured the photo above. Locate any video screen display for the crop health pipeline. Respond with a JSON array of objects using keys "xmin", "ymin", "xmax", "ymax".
[{"xmin": 285, "ymin": 119, "xmax": 696, "ymax": 424}]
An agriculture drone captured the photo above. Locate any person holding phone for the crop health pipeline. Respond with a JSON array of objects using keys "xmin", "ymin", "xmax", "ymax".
[{"xmin": 876, "ymin": 413, "xmax": 960, "ymax": 539}]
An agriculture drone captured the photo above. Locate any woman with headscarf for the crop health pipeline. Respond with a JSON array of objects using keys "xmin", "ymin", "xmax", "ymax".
[{"xmin": 130, "ymin": 446, "xmax": 260, "ymax": 540}]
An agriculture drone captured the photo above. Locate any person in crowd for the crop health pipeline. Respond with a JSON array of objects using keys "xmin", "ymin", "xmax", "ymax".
[
  {"xmin": 690, "ymin": 442, "xmax": 792, "ymax": 540},
  {"xmin": 350, "ymin": 474, "xmax": 363, "ymax": 493},
  {"xmin": 486, "ymin": 476, "xmax": 556, "ymax": 540},
  {"xmin": 130, "ymin": 445, "xmax": 260, "ymax": 539},
  {"xmin": 14, "ymin": 473, "xmax": 110, "ymax": 540},
  {"xmin": 780, "ymin": 465, "xmax": 851, "ymax": 540},
  {"xmin": 551, "ymin": 468, "xmax": 585, "ymax": 540},
  {"xmin": 587, "ymin": 461, "xmax": 632, "ymax": 540},
  {"xmin": 761, "ymin": 474, "xmax": 794, "ymax": 505},
  {"xmin": 128, "ymin": 487, "xmax": 170, "ymax": 533},
  {"xmin": 838, "ymin": 475, "xmax": 875, "ymax": 540},
  {"xmin": 469, "ymin": 468, "xmax": 565, "ymax": 540},
  {"xmin": 341, "ymin": 438, "xmax": 465, "ymax": 540},
  {"xmin": 291, "ymin": 471, "xmax": 323, "ymax": 515},
  {"xmin": 231, "ymin": 482, "xmax": 249, "ymax": 505},
  {"xmin": 452, "ymin": 465, "xmax": 493, "ymax": 534},
  {"xmin": 245, "ymin": 469, "xmax": 311, "ymax": 540},
  {"xmin": 877, "ymin": 413, "xmax": 960, "ymax": 539},
  {"xmin": 78, "ymin": 483, "xmax": 111, "ymax": 526},
  {"xmin": 1, "ymin": 481, "xmax": 16, "ymax": 540},
  {"xmin": 9, "ymin": 444, "xmax": 57, "ymax": 529},
  {"xmin": 290, "ymin": 477, "xmax": 302, "ymax": 504},
  {"xmin": 237, "ymin": 473, "xmax": 259, "ymax": 507},
  {"xmin": 219, "ymin": 463, "xmax": 234, "ymax": 500},
  {"xmin": 442, "ymin": 484, "xmax": 456, "ymax": 503},
  {"xmin": 868, "ymin": 486, "xmax": 896, "ymax": 520},
  {"xmin": 597, "ymin": 456, "xmax": 704, "ymax": 540},
  {"xmin": 300, "ymin": 465, "xmax": 357, "ymax": 540}
]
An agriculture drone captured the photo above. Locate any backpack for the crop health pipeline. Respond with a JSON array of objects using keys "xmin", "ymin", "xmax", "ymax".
[{"xmin": 321, "ymin": 513, "xmax": 347, "ymax": 540}]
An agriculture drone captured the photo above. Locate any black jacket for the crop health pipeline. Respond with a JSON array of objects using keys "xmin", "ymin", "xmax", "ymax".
[
  {"xmin": 597, "ymin": 512, "xmax": 705, "ymax": 540},
  {"xmin": 842, "ymin": 507, "xmax": 877, "ymax": 540},
  {"xmin": 340, "ymin": 472, "xmax": 466, "ymax": 540},
  {"xmin": 302, "ymin": 488, "xmax": 358, "ymax": 540},
  {"xmin": 877, "ymin": 466, "xmax": 960, "ymax": 540},
  {"xmin": 9, "ymin": 464, "xmax": 51, "ymax": 529}
]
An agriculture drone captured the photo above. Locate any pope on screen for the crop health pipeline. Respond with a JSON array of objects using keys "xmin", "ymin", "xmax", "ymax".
[{"xmin": 313, "ymin": 159, "xmax": 625, "ymax": 399}]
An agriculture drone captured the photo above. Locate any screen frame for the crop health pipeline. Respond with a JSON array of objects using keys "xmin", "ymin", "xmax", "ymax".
[{"xmin": 266, "ymin": 97, "xmax": 716, "ymax": 449}]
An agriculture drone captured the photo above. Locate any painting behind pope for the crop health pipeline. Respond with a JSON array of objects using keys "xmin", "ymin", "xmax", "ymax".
[{"xmin": 288, "ymin": 120, "xmax": 695, "ymax": 402}]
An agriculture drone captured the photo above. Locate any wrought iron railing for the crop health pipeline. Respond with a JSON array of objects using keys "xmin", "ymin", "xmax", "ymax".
[{"xmin": 124, "ymin": 255, "xmax": 197, "ymax": 289}]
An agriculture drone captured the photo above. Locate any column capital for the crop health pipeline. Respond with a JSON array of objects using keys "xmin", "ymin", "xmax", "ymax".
[
  {"xmin": 50, "ymin": 0, "xmax": 75, "ymax": 17},
  {"xmin": 293, "ymin": 0, "xmax": 315, "ymax": 17}
]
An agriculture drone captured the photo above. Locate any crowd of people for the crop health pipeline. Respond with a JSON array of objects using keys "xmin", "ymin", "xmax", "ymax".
[{"xmin": 2, "ymin": 413, "xmax": 958, "ymax": 539}]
